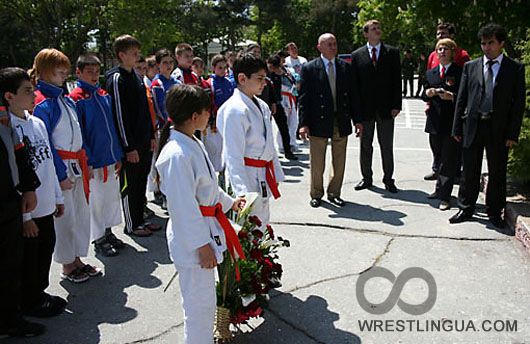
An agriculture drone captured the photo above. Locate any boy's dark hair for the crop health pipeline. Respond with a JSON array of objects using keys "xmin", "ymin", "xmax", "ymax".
[
  {"xmin": 192, "ymin": 57, "xmax": 204, "ymax": 67},
  {"xmin": 155, "ymin": 48, "xmax": 173, "ymax": 64},
  {"xmin": 76, "ymin": 53, "xmax": 101, "ymax": 71},
  {"xmin": 175, "ymin": 43, "xmax": 193, "ymax": 57},
  {"xmin": 285, "ymin": 42, "xmax": 296, "ymax": 50},
  {"xmin": 437, "ymin": 22, "xmax": 456, "ymax": 35},
  {"xmin": 211, "ymin": 54, "xmax": 227, "ymax": 67},
  {"xmin": 478, "ymin": 23, "xmax": 507, "ymax": 43},
  {"xmin": 113, "ymin": 34, "xmax": 141, "ymax": 59},
  {"xmin": 156, "ymin": 84, "xmax": 211, "ymax": 157},
  {"xmin": 0, "ymin": 67, "xmax": 30, "ymax": 103},
  {"xmin": 405, "ymin": 49, "xmax": 412, "ymax": 54},
  {"xmin": 246, "ymin": 43, "xmax": 260, "ymax": 53},
  {"xmin": 233, "ymin": 53, "xmax": 267, "ymax": 85},
  {"xmin": 146, "ymin": 55, "xmax": 157, "ymax": 68},
  {"xmin": 267, "ymin": 54, "xmax": 282, "ymax": 68}
]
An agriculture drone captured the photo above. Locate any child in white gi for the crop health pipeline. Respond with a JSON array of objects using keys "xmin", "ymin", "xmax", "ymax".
[
  {"xmin": 217, "ymin": 53, "xmax": 285, "ymax": 230},
  {"xmin": 155, "ymin": 84, "xmax": 244, "ymax": 344},
  {"xmin": 32, "ymin": 48, "xmax": 101, "ymax": 283}
]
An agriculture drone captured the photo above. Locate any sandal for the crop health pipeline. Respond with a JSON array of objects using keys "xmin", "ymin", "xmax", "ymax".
[
  {"xmin": 144, "ymin": 222, "xmax": 162, "ymax": 231},
  {"xmin": 94, "ymin": 240, "xmax": 118, "ymax": 257},
  {"xmin": 60, "ymin": 268, "xmax": 89, "ymax": 283},
  {"xmin": 106, "ymin": 233, "xmax": 126, "ymax": 249},
  {"xmin": 130, "ymin": 226, "xmax": 152, "ymax": 237},
  {"xmin": 81, "ymin": 264, "xmax": 102, "ymax": 277}
]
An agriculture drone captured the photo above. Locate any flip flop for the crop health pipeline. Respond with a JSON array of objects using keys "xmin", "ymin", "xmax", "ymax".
[{"xmin": 144, "ymin": 222, "xmax": 162, "ymax": 231}]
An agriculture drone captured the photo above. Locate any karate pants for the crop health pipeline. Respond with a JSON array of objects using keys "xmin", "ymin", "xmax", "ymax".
[
  {"xmin": 53, "ymin": 177, "xmax": 90, "ymax": 264},
  {"xmin": 177, "ymin": 265, "xmax": 216, "ymax": 344},
  {"xmin": 287, "ymin": 107, "xmax": 299, "ymax": 147},
  {"xmin": 89, "ymin": 165, "xmax": 122, "ymax": 241}
]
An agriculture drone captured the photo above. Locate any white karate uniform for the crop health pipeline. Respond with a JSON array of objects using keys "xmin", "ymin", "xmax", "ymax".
[
  {"xmin": 217, "ymin": 88, "xmax": 285, "ymax": 230},
  {"xmin": 89, "ymin": 164, "xmax": 122, "ymax": 241},
  {"xmin": 156, "ymin": 129, "xmax": 234, "ymax": 344},
  {"xmin": 202, "ymin": 127, "xmax": 224, "ymax": 172},
  {"xmin": 53, "ymin": 96, "xmax": 91, "ymax": 264}
]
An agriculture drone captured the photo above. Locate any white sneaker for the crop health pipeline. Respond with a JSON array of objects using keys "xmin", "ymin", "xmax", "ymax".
[{"xmin": 439, "ymin": 201, "xmax": 450, "ymax": 211}]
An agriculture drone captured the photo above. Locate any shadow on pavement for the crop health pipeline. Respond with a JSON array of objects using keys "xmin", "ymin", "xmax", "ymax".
[
  {"xmin": 19, "ymin": 215, "xmax": 171, "ymax": 344},
  {"xmin": 322, "ymin": 200, "xmax": 407, "ymax": 226},
  {"xmin": 369, "ymin": 185, "xmax": 440, "ymax": 209},
  {"xmin": 234, "ymin": 293, "xmax": 361, "ymax": 344}
]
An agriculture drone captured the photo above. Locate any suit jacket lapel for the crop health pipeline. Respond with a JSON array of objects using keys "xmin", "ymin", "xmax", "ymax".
[
  {"xmin": 334, "ymin": 58, "xmax": 342, "ymax": 89},
  {"xmin": 475, "ymin": 58, "xmax": 484, "ymax": 89},
  {"xmin": 318, "ymin": 57, "xmax": 333, "ymax": 98},
  {"xmin": 361, "ymin": 46, "xmax": 374, "ymax": 70}
]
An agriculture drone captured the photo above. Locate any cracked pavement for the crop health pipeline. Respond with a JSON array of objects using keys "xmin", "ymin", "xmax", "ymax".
[{"xmin": 15, "ymin": 98, "xmax": 530, "ymax": 344}]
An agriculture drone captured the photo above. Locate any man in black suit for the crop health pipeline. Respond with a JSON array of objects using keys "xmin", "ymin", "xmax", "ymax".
[
  {"xmin": 299, "ymin": 33, "xmax": 363, "ymax": 208},
  {"xmin": 450, "ymin": 23, "xmax": 526, "ymax": 228},
  {"xmin": 351, "ymin": 19, "xmax": 402, "ymax": 193}
]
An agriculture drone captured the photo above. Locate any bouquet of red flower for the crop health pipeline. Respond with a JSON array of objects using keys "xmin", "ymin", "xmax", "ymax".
[{"xmin": 215, "ymin": 204, "xmax": 289, "ymax": 339}]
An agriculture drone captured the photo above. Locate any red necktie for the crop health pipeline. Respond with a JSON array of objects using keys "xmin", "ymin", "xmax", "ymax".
[
  {"xmin": 371, "ymin": 47, "xmax": 377, "ymax": 65},
  {"xmin": 440, "ymin": 65, "xmax": 445, "ymax": 79}
]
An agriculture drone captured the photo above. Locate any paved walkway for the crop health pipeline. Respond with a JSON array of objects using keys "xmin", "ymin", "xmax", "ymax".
[{"xmin": 11, "ymin": 98, "xmax": 530, "ymax": 344}]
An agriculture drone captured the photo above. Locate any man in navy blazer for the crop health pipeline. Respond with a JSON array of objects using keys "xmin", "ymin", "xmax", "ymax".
[
  {"xmin": 351, "ymin": 19, "xmax": 402, "ymax": 193},
  {"xmin": 299, "ymin": 33, "xmax": 363, "ymax": 208},
  {"xmin": 450, "ymin": 23, "xmax": 525, "ymax": 229}
]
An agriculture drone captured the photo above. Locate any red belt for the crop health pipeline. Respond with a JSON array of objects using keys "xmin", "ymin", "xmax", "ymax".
[
  {"xmin": 200, "ymin": 203, "xmax": 246, "ymax": 280},
  {"xmin": 281, "ymin": 91, "xmax": 297, "ymax": 110},
  {"xmin": 57, "ymin": 149, "xmax": 90, "ymax": 202},
  {"xmin": 244, "ymin": 157, "xmax": 281, "ymax": 199}
]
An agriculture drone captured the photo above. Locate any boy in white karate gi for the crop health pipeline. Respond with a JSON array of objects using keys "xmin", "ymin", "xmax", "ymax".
[
  {"xmin": 217, "ymin": 53, "xmax": 285, "ymax": 230},
  {"xmin": 155, "ymin": 85, "xmax": 244, "ymax": 344}
]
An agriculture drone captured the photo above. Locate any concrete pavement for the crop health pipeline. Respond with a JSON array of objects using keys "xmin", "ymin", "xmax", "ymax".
[{"xmin": 10, "ymin": 98, "xmax": 530, "ymax": 344}]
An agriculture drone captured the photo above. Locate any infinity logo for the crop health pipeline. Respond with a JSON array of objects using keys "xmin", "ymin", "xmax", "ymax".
[{"xmin": 356, "ymin": 267, "xmax": 437, "ymax": 315}]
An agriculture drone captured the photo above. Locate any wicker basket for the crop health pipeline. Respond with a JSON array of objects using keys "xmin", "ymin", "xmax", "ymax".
[{"xmin": 214, "ymin": 306, "xmax": 232, "ymax": 341}]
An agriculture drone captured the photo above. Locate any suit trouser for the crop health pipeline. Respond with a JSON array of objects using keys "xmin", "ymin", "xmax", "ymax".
[
  {"xmin": 434, "ymin": 135, "xmax": 461, "ymax": 201},
  {"xmin": 0, "ymin": 201, "xmax": 23, "ymax": 328},
  {"xmin": 458, "ymin": 119, "xmax": 508, "ymax": 216},
  {"xmin": 403, "ymin": 77, "xmax": 414, "ymax": 97},
  {"xmin": 416, "ymin": 75, "xmax": 425, "ymax": 96},
  {"xmin": 429, "ymin": 133, "xmax": 443, "ymax": 172},
  {"xmin": 177, "ymin": 265, "xmax": 216, "ymax": 344},
  {"xmin": 309, "ymin": 126, "xmax": 348, "ymax": 199},
  {"xmin": 121, "ymin": 147, "xmax": 153, "ymax": 233},
  {"xmin": 21, "ymin": 214, "xmax": 56, "ymax": 310},
  {"xmin": 360, "ymin": 116, "xmax": 395, "ymax": 184},
  {"xmin": 272, "ymin": 107, "xmax": 293, "ymax": 155}
]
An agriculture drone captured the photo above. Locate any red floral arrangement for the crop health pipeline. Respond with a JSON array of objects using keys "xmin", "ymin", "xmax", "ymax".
[{"xmin": 216, "ymin": 211, "xmax": 289, "ymax": 326}]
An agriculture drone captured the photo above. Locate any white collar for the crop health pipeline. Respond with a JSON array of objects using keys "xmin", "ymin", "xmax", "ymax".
[
  {"xmin": 483, "ymin": 54, "xmax": 503, "ymax": 67},
  {"xmin": 367, "ymin": 42, "xmax": 381, "ymax": 51},
  {"xmin": 320, "ymin": 55, "xmax": 335, "ymax": 67},
  {"xmin": 440, "ymin": 62, "xmax": 452, "ymax": 71}
]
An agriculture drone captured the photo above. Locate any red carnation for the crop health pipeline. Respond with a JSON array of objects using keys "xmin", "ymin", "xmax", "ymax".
[
  {"xmin": 238, "ymin": 230, "xmax": 248, "ymax": 240},
  {"xmin": 266, "ymin": 224, "xmax": 275, "ymax": 239},
  {"xmin": 251, "ymin": 229, "xmax": 263, "ymax": 239},
  {"xmin": 248, "ymin": 215, "xmax": 262, "ymax": 227}
]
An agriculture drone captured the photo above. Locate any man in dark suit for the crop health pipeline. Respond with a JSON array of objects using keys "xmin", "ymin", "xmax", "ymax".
[
  {"xmin": 450, "ymin": 23, "xmax": 526, "ymax": 229},
  {"xmin": 299, "ymin": 33, "xmax": 363, "ymax": 208},
  {"xmin": 351, "ymin": 19, "xmax": 402, "ymax": 193}
]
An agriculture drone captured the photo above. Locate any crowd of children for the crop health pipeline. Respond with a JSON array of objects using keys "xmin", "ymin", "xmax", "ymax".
[{"xmin": 0, "ymin": 35, "xmax": 305, "ymax": 341}]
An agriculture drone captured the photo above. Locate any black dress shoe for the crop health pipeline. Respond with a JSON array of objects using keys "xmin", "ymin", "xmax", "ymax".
[
  {"xmin": 310, "ymin": 198, "xmax": 321, "ymax": 208},
  {"xmin": 328, "ymin": 197, "xmax": 345, "ymax": 207},
  {"xmin": 489, "ymin": 216, "xmax": 506, "ymax": 229},
  {"xmin": 355, "ymin": 180, "xmax": 373, "ymax": 191},
  {"xmin": 427, "ymin": 191, "xmax": 438, "ymax": 199},
  {"xmin": 385, "ymin": 182, "xmax": 398, "ymax": 193},
  {"xmin": 449, "ymin": 209, "xmax": 474, "ymax": 224},
  {"xmin": 423, "ymin": 172, "xmax": 438, "ymax": 181}
]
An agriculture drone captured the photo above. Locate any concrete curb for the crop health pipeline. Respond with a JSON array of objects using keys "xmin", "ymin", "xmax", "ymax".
[{"xmin": 481, "ymin": 173, "xmax": 530, "ymax": 254}]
